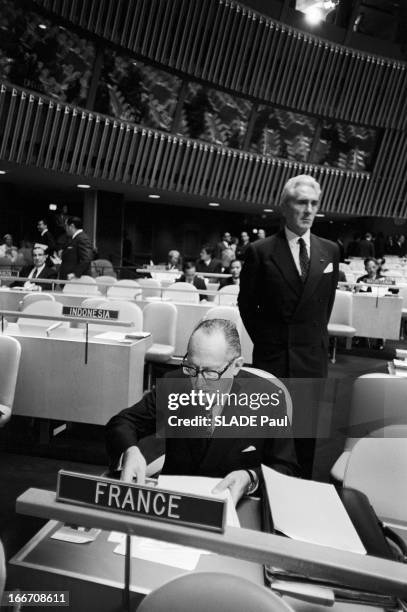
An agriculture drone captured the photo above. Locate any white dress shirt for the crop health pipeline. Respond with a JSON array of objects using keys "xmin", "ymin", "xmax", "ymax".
[{"xmin": 285, "ymin": 227, "xmax": 311, "ymax": 277}]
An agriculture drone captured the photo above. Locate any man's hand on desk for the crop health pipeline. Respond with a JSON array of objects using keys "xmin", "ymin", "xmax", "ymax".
[
  {"xmin": 212, "ymin": 470, "xmax": 255, "ymax": 505},
  {"xmin": 121, "ymin": 445, "xmax": 147, "ymax": 484}
]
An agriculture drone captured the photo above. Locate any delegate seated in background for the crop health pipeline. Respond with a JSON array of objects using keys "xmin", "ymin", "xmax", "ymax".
[
  {"xmin": 219, "ymin": 259, "xmax": 242, "ymax": 289},
  {"xmin": 176, "ymin": 261, "xmax": 207, "ymax": 300},
  {"xmin": 105, "ymin": 319, "xmax": 299, "ymax": 505},
  {"xmin": 11, "ymin": 246, "xmax": 56, "ymax": 290},
  {"xmin": 356, "ymin": 258, "xmax": 385, "ymax": 292}
]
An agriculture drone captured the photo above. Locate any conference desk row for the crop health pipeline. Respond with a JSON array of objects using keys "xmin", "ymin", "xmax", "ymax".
[
  {"xmin": 9, "ymin": 490, "xmax": 406, "ymax": 612},
  {"xmin": 4, "ymin": 323, "xmax": 151, "ymax": 425}
]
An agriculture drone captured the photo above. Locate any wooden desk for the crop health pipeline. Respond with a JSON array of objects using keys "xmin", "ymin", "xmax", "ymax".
[
  {"xmin": 352, "ymin": 295, "xmax": 403, "ymax": 340},
  {"xmin": 5, "ymin": 324, "xmax": 151, "ymax": 425},
  {"xmin": 9, "ymin": 491, "xmax": 394, "ymax": 612}
]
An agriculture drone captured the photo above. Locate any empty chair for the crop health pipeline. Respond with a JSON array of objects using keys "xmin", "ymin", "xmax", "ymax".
[
  {"xmin": 330, "ymin": 374, "xmax": 407, "ymax": 483},
  {"xmin": 137, "ymin": 572, "xmax": 294, "ymax": 612},
  {"xmin": 18, "ymin": 301, "xmax": 64, "ymax": 327},
  {"xmin": 204, "ymin": 306, "xmax": 243, "ymax": 335},
  {"xmin": 163, "ymin": 282, "xmax": 199, "ymax": 303},
  {"xmin": 217, "ymin": 284, "xmax": 239, "ymax": 305},
  {"xmin": 143, "ymin": 302, "xmax": 177, "ymax": 388},
  {"xmin": 107, "ymin": 279, "xmax": 141, "ymax": 300},
  {"xmin": 138, "ymin": 278, "xmax": 161, "ymax": 299},
  {"xmin": 0, "ymin": 335, "xmax": 21, "ymax": 427},
  {"xmin": 343, "ymin": 434, "xmax": 407, "ymax": 524},
  {"xmin": 328, "ymin": 290, "xmax": 356, "ymax": 363},
  {"xmin": 242, "ymin": 366, "xmax": 293, "ymax": 424},
  {"xmin": 95, "ymin": 275, "xmax": 117, "ymax": 295},
  {"xmin": 81, "ymin": 297, "xmax": 111, "ymax": 309},
  {"xmin": 19, "ymin": 292, "xmax": 55, "ymax": 310},
  {"xmin": 101, "ymin": 299, "xmax": 143, "ymax": 331},
  {"xmin": 62, "ymin": 275, "xmax": 99, "ymax": 295},
  {"xmin": 91, "ymin": 259, "xmax": 116, "ymax": 277}
]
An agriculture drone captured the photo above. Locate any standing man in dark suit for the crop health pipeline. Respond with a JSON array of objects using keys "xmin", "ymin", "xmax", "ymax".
[
  {"xmin": 238, "ymin": 174, "xmax": 339, "ymax": 378},
  {"xmin": 106, "ymin": 319, "xmax": 299, "ymax": 503},
  {"xmin": 11, "ymin": 245, "xmax": 57, "ymax": 290},
  {"xmin": 36, "ymin": 219, "xmax": 56, "ymax": 257},
  {"xmin": 238, "ymin": 175, "xmax": 339, "ymax": 476},
  {"xmin": 58, "ymin": 216, "xmax": 93, "ymax": 280}
]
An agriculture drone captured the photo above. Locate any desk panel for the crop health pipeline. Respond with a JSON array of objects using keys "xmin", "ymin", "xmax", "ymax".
[
  {"xmin": 8, "ymin": 498, "xmax": 386, "ymax": 612},
  {"xmin": 5, "ymin": 325, "xmax": 150, "ymax": 425},
  {"xmin": 352, "ymin": 295, "xmax": 403, "ymax": 340}
]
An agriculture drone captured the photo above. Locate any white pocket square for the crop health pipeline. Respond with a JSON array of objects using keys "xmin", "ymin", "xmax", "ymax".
[
  {"xmin": 242, "ymin": 445, "xmax": 256, "ymax": 453},
  {"xmin": 323, "ymin": 263, "xmax": 333, "ymax": 273}
]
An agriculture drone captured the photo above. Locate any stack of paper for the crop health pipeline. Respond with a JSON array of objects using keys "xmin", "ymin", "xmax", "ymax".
[{"xmin": 262, "ymin": 465, "xmax": 366, "ymax": 554}]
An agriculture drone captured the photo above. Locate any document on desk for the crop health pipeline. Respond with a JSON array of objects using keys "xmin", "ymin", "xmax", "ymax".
[
  {"xmin": 157, "ymin": 475, "xmax": 240, "ymax": 528},
  {"xmin": 262, "ymin": 465, "xmax": 366, "ymax": 554},
  {"xmin": 111, "ymin": 476, "xmax": 240, "ymax": 570}
]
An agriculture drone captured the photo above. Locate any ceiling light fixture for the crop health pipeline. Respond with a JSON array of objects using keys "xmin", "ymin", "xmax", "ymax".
[
  {"xmin": 316, "ymin": 213, "xmax": 325, "ymax": 217},
  {"xmin": 208, "ymin": 202, "xmax": 220, "ymax": 207},
  {"xmin": 305, "ymin": 6, "xmax": 324, "ymax": 24},
  {"xmin": 148, "ymin": 194, "xmax": 160, "ymax": 199},
  {"xmin": 77, "ymin": 184, "xmax": 91, "ymax": 189},
  {"xmin": 48, "ymin": 203, "xmax": 57, "ymax": 210},
  {"xmin": 0, "ymin": 170, "xmax": 6, "ymax": 175},
  {"xmin": 38, "ymin": 23, "xmax": 47, "ymax": 29},
  {"xmin": 263, "ymin": 208, "xmax": 273, "ymax": 212}
]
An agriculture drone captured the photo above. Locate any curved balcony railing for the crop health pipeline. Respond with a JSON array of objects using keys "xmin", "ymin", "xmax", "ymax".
[
  {"xmin": 31, "ymin": 0, "xmax": 407, "ymax": 130},
  {"xmin": 0, "ymin": 82, "xmax": 379, "ymax": 215}
]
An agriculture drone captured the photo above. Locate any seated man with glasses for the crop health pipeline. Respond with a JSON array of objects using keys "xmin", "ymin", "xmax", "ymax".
[{"xmin": 106, "ymin": 319, "xmax": 299, "ymax": 504}]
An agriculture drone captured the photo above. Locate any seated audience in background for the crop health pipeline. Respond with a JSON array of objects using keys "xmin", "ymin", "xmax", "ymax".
[
  {"xmin": 215, "ymin": 232, "xmax": 231, "ymax": 259},
  {"xmin": 256, "ymin": 229, "xmax": 266, "ymax": 240},
  {"xmin": 196, "ymin": 245, "xmax": 222, "ymax": 275},
  {"xmin": 166, "ymin": 249, "xmax": 182, "ymax": 270},
  {"xmin": 11, "ymin": 245, "xmax": 56, "ymax": 290},
  {"xmin": 18, "ymin": 240, "xmax": 34, "ymax": 266},
  {"xmin": 236, "ymin": 231, "xmax": 250, "ymax": 260},
  {"xmin": 105, "ymin": 319, "xmax": 299, "ymax": 504},
  {"xmin": 356, "ymin": 257, "xmax": 385, "ymax": 291},
  {"xmin": 176, "ymin": 261, "xmax": 207, "ymax": 299},
  {"xmin": 221, "ymin": 246, "xmax": 235, "ymax": 271},
  {"xmin": 56, "ymin": 216, "xmax": 93, "ymax": 280},
  {"xmin": 0, "ymin": 234, "xmax": 18, "ymax": 264},
  {"xmin": 358, "ymin": 232, "xmax": 375, "ymax": 258},
  {"xmin": 219, "ymin": 259, "xmax": 242, "ymax": 288},
  {"xmin": 394, "ymin": 234, "xmax": 406, "ymax": 258},
  {"xmin": 36, "ymin": 219, "xmax": 56, "ymax": 257}
]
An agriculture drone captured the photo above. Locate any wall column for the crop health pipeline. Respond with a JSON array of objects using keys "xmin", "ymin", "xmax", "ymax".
[{"xmin": 83, "ymin": 190, "xmax": 98, "ymax": 249}]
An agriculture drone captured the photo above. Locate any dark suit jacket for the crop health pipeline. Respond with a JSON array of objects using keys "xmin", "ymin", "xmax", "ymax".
[
  {"xmin": 37, "ymin": 230, "xmax": 56, "ymax": 254},
  {"xmin": 105, "ymin": 370, "xmax": 299, "ymax": 479},
  {"xmin": 59, "ymin": 231, "xmax": 93, "ymax": 279},
  {"xmin": 219, "ymin": 277, "xmax": 239, "ymax": 289},
  {"xmin": 11, "ymin": 265, "xmax": 57, "ymax": 289},
  {"xmin": 196, "ymin": 258, "xmax": 223, "ymax": 275},
  {"xmin": 238, "ymin": 230, "xmax": 339, "ymax": 378}
]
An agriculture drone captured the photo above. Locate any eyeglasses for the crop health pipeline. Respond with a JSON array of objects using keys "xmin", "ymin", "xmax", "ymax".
[{"xmin": 182, "ymin": 355, "xmax": 236, "ymax": 381}]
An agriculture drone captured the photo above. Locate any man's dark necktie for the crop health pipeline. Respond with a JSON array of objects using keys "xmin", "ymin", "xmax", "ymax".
[{"xmin": 298, "ymin": 237, "xmax": 309, "ymax": 282}]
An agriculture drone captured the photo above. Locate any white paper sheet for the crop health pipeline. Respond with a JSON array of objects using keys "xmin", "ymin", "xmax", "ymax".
[
  {"xmin": 262, "ymin": 465, "xmax": 366, "ymax": 554},
  {"xmin": 157, "ymin": 475, "xmax": 240, "ymax": 528},
  {"xmin": 110, "ymin": 475, "xmax": 240, "ymax": 570},
  {"xmin": 93, "ymin": 332, "xmax": 133, "ymax": 342},
  {"xmin": 113, "ymin": 536, "xmax": 203, "ymax": 570}
]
